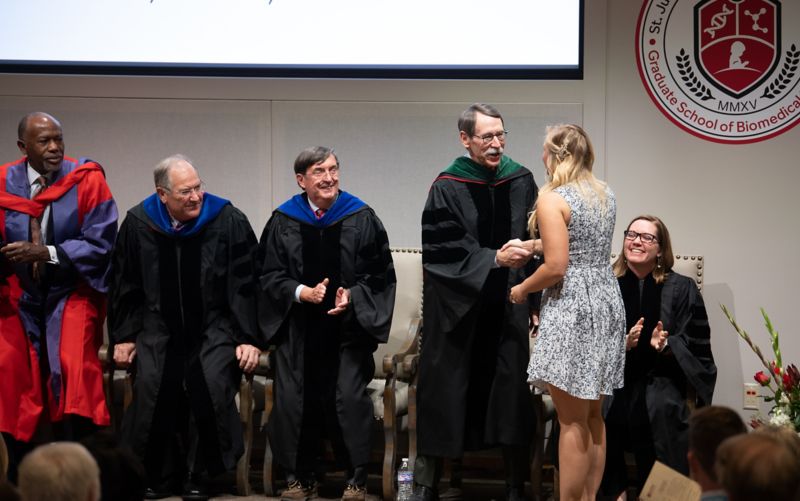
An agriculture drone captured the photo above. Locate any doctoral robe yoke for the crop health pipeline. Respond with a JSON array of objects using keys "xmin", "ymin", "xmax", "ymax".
[
  {"xmin": 418, "ymin": 162, "xmax": 537, "ymax": 457},
  {"xmin": 108, "ymin": 200, "xmax": 262, "ymax": 473},
  {"xmin": 259, "ymin": 196, "xmax": 395, "ymax": 470},
  {"xmin": 0, "ymin": 156, "xmax": 117, "ymax": 441}
]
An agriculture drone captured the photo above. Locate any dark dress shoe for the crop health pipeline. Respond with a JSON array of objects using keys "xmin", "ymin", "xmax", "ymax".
[
  {"xmin": 181, "ymin": 480, "xmax": 209, "ymax": 501},
  {"xmin": 410, "ymin": 484, "xmax": 438, "ymax": 501},
  {"xmin": 144, "ymin": 486, "xmax": 172, "ymax": 499},
  {"xmin": 506, "ymin": 485, "xmax": 527, "ymax": 501}
]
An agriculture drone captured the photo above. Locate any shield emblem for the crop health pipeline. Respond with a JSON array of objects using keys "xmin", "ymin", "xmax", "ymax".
[{"xmin": 694, "ymin": 0, "xmax": 780, "ymax": 98}]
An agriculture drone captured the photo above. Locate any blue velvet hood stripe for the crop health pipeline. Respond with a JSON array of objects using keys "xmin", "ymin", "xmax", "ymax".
[
  {"xmin": 142, "ymin": 192, "xmax": 230, "ymax": 237},
  {"xmin": 277, "ymin": 191, "xmax": 365, "ymax": 228}
]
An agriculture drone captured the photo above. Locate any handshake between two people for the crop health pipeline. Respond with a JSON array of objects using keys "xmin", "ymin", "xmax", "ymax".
[{"xmin": 495, "ymin": 238, "xmax": 543, "ymax": 269}]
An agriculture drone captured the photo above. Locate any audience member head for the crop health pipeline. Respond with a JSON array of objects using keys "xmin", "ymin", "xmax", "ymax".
[
  {"xmin": 753, "ymin": 423, "xmax": 800, "ymax": 460},
  {"xmin": 80, "ymin": 430, "xmax": 146, "ymax": 501},
  {"xmin": 686, "ymin": 405, "xmax": 747, "ymax": 491},
  {"xmin": 612, "ymin": 214, "xmax": 675, "ymax": 283},
  {"xmin": 18, "ymin": 442, "xmax": 100, "ymax": 501},
  {"xmin": 715, "ymin": 430, "xmax": 800, "ymax": 501},
  {"xmin": 458, "ymin": 103, "xmax": 506, "ymax": 170},
  {"xmin": 293, "ymin": 146, "xmax": 340, "ymax": 210},
  {"xmin": 154, "ymin": 154, "xmax": 204, "ymax": 223}
]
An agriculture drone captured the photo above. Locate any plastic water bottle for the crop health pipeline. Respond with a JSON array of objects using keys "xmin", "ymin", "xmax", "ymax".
[{"xmin": 396, "ymin": 457, "xmax": 414, "ymax": 500}]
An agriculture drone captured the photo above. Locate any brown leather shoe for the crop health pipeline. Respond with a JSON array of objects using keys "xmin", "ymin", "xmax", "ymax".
[
  {"xmin": 280, "ymin": 479, "xmax": 318, "ymax": 500},
  {"xmin": 341, "ymin": 483, "xmax": 367, "ymax": 501}
]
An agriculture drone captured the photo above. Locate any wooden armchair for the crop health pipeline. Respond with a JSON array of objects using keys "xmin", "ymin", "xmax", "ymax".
[
  {"xmin": 252, "ymin": 247, "xmax": 423, "ymax": 500},
  {"xmin": 235, "ymin": 352, "xmax": 272, "ymax": 496},
  {"xmin": 375, "ymin": 247, "xmax": 423, "ymax": 500}
]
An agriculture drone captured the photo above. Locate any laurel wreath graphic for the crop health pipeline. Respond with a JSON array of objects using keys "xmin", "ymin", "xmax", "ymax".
[
  {"xmin": 676, "ymin": 49, "xmax": 715, "ymax": 101},
  {"xmin": 761, "ymin": 44, "xmax": 800, "ymax": 100}
]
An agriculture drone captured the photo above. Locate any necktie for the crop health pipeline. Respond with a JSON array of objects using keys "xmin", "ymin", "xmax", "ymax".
[
  {"xmin": 315, "ymin": 208, "xmax": 326, "ymax": 219},
  {"xmin": 30, "ymin": 175, "xmax": 47, "ymax": 282}
]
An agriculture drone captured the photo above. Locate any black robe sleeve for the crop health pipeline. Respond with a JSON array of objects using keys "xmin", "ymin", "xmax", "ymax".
[
  {"xmin": 223, "ymin": 207, "xmax": 265, "ymax": 348},
  {"xmin": 108, "ymin": 215, "xmax": 145, "ymax": 345},
  {"xmin": 258, "ymin": 213, "xmax": 302, "ymax": 343},
  {"xmin": 659, "ymin": 273, "xmax": 717, "ymax": 405},
  {"xmin": 646, "ymin": 272, "xmax": 717, "ymax": 473},
  {"xmin": 421, "ymin": 180, "xmax": 497, "ymax": 334},
  {"xmin": 344, "ymin": 209, "xmax": 396, "ymax": 344}
]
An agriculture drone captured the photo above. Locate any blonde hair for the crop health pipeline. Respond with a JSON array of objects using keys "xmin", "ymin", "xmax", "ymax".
[
  {"xmin": 18, "ymin": 442, "xmax": 101, "ymax": 501},
  {"xmin": 528, "ymin": 124, "xmax": 607, "ymax": 236}
]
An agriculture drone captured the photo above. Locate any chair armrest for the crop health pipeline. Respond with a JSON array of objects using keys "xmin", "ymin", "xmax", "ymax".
[
  {"xmin": 100, "ymin": 343, "xmax": 135, "ymax": 370},
  {"xmin": 98, "ymin": 344, "xmax": 111, "ymax": 367},
  {"xmin": 402, "ymin": 353, "xmax": 419, "ymax": 379},
  {"xmin": 383, "ymin": 318, "xmax": 421, "ymax": 378},
  {"xmin": 253, "ymin": 351, "xmax": 272, "ymax": 377}
]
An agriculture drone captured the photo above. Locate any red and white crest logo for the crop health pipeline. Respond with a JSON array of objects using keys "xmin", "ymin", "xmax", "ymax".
[
  {"xmin": 637, "ymin": 0, "xmax": 800, "ymax": 143},
  {"xmin": 695, "ymin": 0, "xmax": 780, "ymax": 98}
]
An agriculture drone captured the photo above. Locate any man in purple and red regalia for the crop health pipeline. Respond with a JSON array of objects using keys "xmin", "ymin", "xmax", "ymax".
[{"xmin": 0, "ymin": 112, "xmax": 118, "ymax": 480}]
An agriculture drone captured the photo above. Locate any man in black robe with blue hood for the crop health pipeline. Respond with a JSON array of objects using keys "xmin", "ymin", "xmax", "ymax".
[
  {"xmin": 259, "ymin": 146, "xmax": 395, "ymax": 501},
  {"xmin": 109, "ymin": 154, "xmax": 263, "ymax": 500}
]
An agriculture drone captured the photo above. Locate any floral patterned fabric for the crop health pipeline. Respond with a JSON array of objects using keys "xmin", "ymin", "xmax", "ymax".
[{"xmin": 527, "ymin": 182, "xmax": 626, "ymax": 400}]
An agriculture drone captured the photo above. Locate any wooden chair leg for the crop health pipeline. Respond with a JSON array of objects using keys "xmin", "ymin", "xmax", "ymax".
[
  {"xmin": 103, "ymin": 369, "xmax": 115, "ymax": 433},
  {"xmin": 236, "ymin": 376, "xmax": 253, "ymax": 496},
  {"xmin": 407, "ymin": 382, "xmax": 417, "ymax": 469},
  {"xmin": 262, "ymin": 379, "xmax": 275, "ymax": 496},
  {"xmin": 382, "ymin": 376, "xmax": 398, "ymax": 501},
  {"xmin": 531, "ymin": 393, "xmax": 546, "ymax": 500},
  {"xmin": 0, "ymin": 432, "xmax": 8, "ymax": 482}
]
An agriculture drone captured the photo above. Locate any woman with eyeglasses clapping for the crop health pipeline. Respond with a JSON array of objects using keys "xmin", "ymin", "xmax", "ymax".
[{"xmin": 600, "ymin": 215, "xmax": 717, "ymax": 500}]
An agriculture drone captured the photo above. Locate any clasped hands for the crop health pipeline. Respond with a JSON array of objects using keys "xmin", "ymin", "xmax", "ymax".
[
  {"xmin": 300, "ymin": 277, "xmax": 350, "ymax": 315},
  {"xmin": 626, "ymin": 317, "xmax": 669, "ymax": 352},
  {"xmin": 0, "ymin": 241, "xmax": 49, "ymax": 264}
]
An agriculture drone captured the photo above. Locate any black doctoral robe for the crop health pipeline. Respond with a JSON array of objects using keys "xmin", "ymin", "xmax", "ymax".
[
  {"xmin": 602, "ymin": 270, "xmax": 717, "ymax": 495},
  {"xmin": 108, "ymin": 198, "xmax": 262, "ymax": 480},
  {"xmin": 259, "ymin": 194, "xmax": 396, "ymax": 472},
  {"xmin": 417, "ymin": 157, "xmax": 538, "ymax": 458}
]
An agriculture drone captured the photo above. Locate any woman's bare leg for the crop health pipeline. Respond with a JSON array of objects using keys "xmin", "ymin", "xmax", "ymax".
[
  {"xmin": 586, "ymin": 396, "xmax": 606, "ymax": 498},
  {"xmin": 549, "ymin": 384, "xmax": 592, "ymax": 501}
]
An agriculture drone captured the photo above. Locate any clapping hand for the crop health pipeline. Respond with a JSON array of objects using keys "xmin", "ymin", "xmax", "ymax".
[
  {"xmin": 626, "ymin": 317, "xmax": 643, "ymax": 351},
  {"xmin": 650, "ymin": 320, "xmax": 669, "ymax": 352},
  {"xmin": 301, "ymin": 278, "xmax": 329, "ymax": 303},
  {"xmin": 327, "ymin": 287, "xmax": 350, "ymax": 315}
]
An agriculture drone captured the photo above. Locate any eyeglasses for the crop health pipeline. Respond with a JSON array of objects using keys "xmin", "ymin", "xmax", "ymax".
[
  {"xmin": 166, "ymin": 182, "xmax": 205, "ymax": 200},
  {"xmin": 306, "ymin": 165, "xmax": 339, "ymax": 178},
  {"xmin": 472, "ymin": 130, "xmax": 509, "ymax": 145},
  {"xmin": 624, "ymin": 230, "xmax": 658, "ymax": 244}
]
